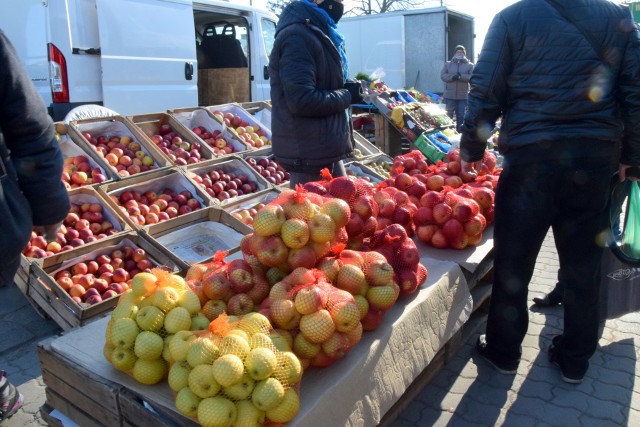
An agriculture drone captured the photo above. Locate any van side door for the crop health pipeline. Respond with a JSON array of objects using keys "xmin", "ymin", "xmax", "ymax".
[{"xmin": 95, "ymin": 0, "xmax": 198, "ymax": 115}]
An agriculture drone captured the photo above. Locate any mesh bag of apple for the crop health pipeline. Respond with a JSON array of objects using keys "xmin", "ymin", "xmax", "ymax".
[
  {"xmin": 183, "ymin": 251, "xmax": 273, "ymax": 324},
  {"xmin": 301, "ymin": 172, "xmax": 380, "ymax": 250},
  {"xmin": 22, "ymin": 198, "xmax": 122, "ymax": 259},
  {"xmin": 104, "ymin": 268, "xmax": 210, "ymax": 384},
  {"xmin": 314, "ymin": 249, "xmax": 401, "ymax": 332},
  {"xmin": 166, "ymin": 312, "xmax": 303, "ymax": 425},
  {"xmin": 259, "ymin": 267, "xmax": 363, "ymax": 370}
]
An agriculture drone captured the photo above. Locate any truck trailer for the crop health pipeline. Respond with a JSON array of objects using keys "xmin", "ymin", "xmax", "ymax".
[{"xmin": 340, "ymin": 7, "xmax": 474, "ymax": 95}]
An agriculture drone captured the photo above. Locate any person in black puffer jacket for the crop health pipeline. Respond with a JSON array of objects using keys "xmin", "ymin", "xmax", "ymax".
[
  {"xmin": 460, "ymin": 0, "xmax": 640, "ymax": 384},
  {"xmin": 269, "ymin": 0, "xmax": 356, "ymax": 186},
  {"xmin": 0, "ymin": 30, "xmax": 70, "ymax": 421}
]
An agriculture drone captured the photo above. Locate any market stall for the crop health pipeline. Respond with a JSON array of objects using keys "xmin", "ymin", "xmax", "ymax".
[{"xmin": 39, "ymin": 252, "xmax": 484, "ymax": 426}]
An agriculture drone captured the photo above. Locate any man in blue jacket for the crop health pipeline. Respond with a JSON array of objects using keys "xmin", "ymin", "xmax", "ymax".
[
  {"xmin": 0, "ymin": 30, "xmax": 70, "ymax": 420},
  {"xmin": 460, "ymin": 0, "xmax": 640, "ymax": 384},
  {"xmin": 269, "ymin": 0, "xmax": 357, "ymax": 187}
]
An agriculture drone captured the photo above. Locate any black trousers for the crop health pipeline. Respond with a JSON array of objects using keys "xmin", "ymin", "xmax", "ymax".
[{"xmin": 486, "ymin": 146, "xmax": 613, "ymax": 378}]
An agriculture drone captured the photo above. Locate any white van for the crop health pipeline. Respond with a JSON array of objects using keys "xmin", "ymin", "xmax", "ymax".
[{"xmin": 2, "ymin": 0, "xmax": 277, "ymax": 120}]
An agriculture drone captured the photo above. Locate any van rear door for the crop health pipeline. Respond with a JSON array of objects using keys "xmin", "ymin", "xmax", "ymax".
[{"xmin": 95, "ymin": 0, "xmax": 198, "ymax": 115}]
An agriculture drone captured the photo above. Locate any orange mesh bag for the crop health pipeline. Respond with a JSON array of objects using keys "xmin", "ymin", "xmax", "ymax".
[
  {"xmin": 372, "ymin": 183, "xmax": 417, "ymax": 238},
  {"xmin": 168, "ymin": 312, "xmax": 303, "ymax": 425},
  {"xmin": 261, "ymin": 267, "xmax": 362, "ymax": 369},
  {"xmin": 368, "ymin": 224, "xmax": 428, "ymax": 298},
  {"xmin": 103, "ymin": 269, "xmax": 207, "ymax": 386},
  {"xmin": 241, "ymin": 186, "xmax": 349, "ymax": 278},
  {"xmin": 389, "ymin": 150, "xmax": 427, "ymax": 177}
]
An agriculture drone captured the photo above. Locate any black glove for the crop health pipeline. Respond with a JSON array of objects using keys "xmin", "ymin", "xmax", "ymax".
[
  {"xmin": 344, "ymin": 80, "xmax": 364, "ymax": 104},
  {"xmin": 452, "ymin": 73, "xmax": 461, "ymax": 81}
]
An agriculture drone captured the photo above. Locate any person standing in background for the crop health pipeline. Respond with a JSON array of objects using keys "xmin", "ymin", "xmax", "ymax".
[
  {"xmin": 0, "ymin": 29, "xmax": 70, "ymax": 420},
  {"xmin": 460, "ymin": 0, "xmax": 640, "ymax": 384},
  {"xmin": 269, "ymin": 0, "xmax": 360, "ymax": 187},
  {"xmin": 440, "ymin": 45, "xmax": 474, "ymax": 133}
]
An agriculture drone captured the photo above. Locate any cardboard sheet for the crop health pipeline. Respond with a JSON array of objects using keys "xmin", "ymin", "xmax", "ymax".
[{"xmin": 48, "ymin": 258, "xmax": 471, "ymax": 426}]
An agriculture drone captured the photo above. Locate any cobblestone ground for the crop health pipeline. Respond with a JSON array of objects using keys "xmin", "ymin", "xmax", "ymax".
[{"xmin": 393, "ymin": 233, "xmax": 640, "ymax": 427}]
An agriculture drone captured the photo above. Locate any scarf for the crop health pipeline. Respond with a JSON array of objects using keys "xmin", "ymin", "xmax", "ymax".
[{"xmin": 304, "ymin": 0, "xmax": 349, "ymax": 81}]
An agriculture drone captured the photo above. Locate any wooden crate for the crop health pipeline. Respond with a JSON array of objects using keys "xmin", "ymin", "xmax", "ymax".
[
  {"xmin": 183, "ymin": 155, "xmax": 274, "ymax": 206},
  {"xmin": 127, "ymin": 112, "xmax": 216, "ymax": 167},
  {"xmin": 97, "ymin": 167, "xmax": 212, "ymax": 231},
  {"xmin": 27, "ymin": 232, "xmax": 182, "ymax": 330},
  {"xmin": 19, "ymin": 186, "xmax": 132, "ymax": 276},
  {"xmin": 198, "ymin": 68, "xmax": 250, "ymax": 105},
  {"xmin": 38, "ymin": 337, "xmax": 122, "ymax": 426},
  {"xmin": 167, "ymin": 107, "xmax": 251, "ymax": 156},
  {"xmin": 67, "ymin": 115, "xmax": 170, "ymax": 180},
  {"xmin": 141, "ymin": 206, "xmax": 252, "ymax": 267}
]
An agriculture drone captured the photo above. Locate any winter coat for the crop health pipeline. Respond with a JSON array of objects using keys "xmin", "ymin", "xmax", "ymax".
[
  {"xmin": 460, "ymin": 0, "xmax": 640, "ymax": 166},
  {"xmin": 440, "ymin": 57, "xmax": 473, "ymax": 100},
  {"xmin": 268, "ymin": 0, "xmax": 353, "ymax": 171},
  {"xmin": 0, "ymin": 31, "xmax": 70, "ymax": 264}
]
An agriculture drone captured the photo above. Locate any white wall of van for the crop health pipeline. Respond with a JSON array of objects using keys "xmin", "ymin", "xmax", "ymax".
[{"xmin": 1, "ymin": 0, "xmax": 277, "ymax": 120}]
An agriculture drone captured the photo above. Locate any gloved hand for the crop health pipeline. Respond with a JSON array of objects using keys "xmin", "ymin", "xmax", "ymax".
[
  {"xmin": 452, "ymin": 73, "xmax": 461, "ymax": 81},
  {"xmin": 35, "ymin": 222, "xmax": 63, "ymax": 243},
  {"xmin": 344, "ymin": 80, "xmax": 364, "ymax": 104}
]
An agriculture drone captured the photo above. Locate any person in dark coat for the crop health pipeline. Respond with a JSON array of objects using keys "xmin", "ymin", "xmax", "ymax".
[
  {"xmin": 460, "ymin": 0, "xmax": 640, "ymax": 384},
  {"xmin": 440, "ymin": 45, "xmax": 474, "ymax": 133},
  {"xmin": 0, "ymin": 30, "xmax": 70, "ymax": 420},
  {"xmin": 268, "ymin": 0, "xmax": 357, "ymax": 187}
]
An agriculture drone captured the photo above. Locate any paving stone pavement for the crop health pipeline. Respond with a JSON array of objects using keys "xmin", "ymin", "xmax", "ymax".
[{"xmin": 0, "ymin": 231, "xmax": 638, "ymax": 426}]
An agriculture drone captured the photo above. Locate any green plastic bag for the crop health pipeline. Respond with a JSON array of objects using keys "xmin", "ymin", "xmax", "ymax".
[{"xmin": 622, "ymin": 181, "xmax": 640, "ymax": 258}]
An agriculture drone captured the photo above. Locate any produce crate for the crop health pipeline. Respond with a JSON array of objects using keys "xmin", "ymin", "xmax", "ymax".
[
  {"xmin": 38, "ymin": 332, "xmax": 199, "ymax": 427},
  {"xmin": 56, "ymin": 122, "xmax": 119, "ymax": 189},
  {"xmin": 205, "ymin": 102, "xmax": 272, "ymax": 144},
  {"xmin": 413, "ymin": 131, "xmax": 447, "ymax": 164},
  {"xmin": 167, "ymin": 107, "xmax": 251, "ymax": 156},
  {"xmin": 240, "ymin": 100, "xmax": 272, "ymax": 130},
  {"xmin": 345, "ymin": 162, "xmax": 385, "ymax": 184},
  {"xmin": 27, "ymin": 231, "xmax": 182, "ymax": 330},
  {"xmin": 127, "ymin": 112, "xmax": 216, "ymax": 166},
  {"xmin": 353, "ymin": 153, "xmax": 394, "ymax": 181},
  {"xmin": 352, "ymin": 130, "xmax": 384, "ymax": 160},
  {"xmin": 20, "ymin": 186, "xmax": 131, "ymax": 274},
  {"xmin": 141, "ymin": 206, "xmax": 252, "ymax": 267},
  {"xmin": 97, "ymin": 168, "xmax": 211, "ymax": 232},
  {"xmin": 67, "ymin": 115, "xmax": 169, "ymax": 180},
  {"xmin": 182, "ymin": 155, "xmax": 273, "ymax": 206}
]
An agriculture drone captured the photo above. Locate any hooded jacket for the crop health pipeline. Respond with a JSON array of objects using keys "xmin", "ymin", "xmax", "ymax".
[
  {"xmin": 460, "ymin": 0, "xmax": 640, "ymax": 166},
  {"xmin": 268, "ymin": 0, "xmax": 353, "ymax": 171},
  {"xmin": 440, "ymin": 56, "xmax": 474, "ymax": 100},
  {"xmin": 0, "ymin": 31, "xmax": 70, "ymax": 264}
]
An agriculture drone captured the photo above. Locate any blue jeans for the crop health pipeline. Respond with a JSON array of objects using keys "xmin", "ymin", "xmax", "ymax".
[
  {"xmin": 486, "ymin": 144, "xmax": 613, "ymax": 378},
  {"xmin": 445, "ymin": 98, "xmax": 467, "ymax": 133}
]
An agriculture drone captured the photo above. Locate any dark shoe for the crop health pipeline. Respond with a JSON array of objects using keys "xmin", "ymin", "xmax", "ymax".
[
  {"xmin": 476, "ymin": 334, "xmax": 518, "ymax": 375},
  {"xmin": 0, "ymin": 371, "xmax": 24, "ymax": 421},
  {"xmin": 548, "ymin": 338, "xmax": 583, "ymax": 384},
  {"xmin": 533, "ymin": 292, "xmax": 563, "ymax": 307}
]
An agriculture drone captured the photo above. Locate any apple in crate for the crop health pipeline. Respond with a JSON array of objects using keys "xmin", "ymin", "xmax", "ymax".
[
  {"xmin": 22, "ymin": 202, "xmax": 118, "ymax": 258},
  {"xmin": 210, "ymin": 111, "xmax": 272, "ymax": 148},
  {"xmin": 191, "ymin": 169, "xmax": 258, "ymax": 202},
  {"xmin": 191, "ymin": 125, "xmax": 236, "ymax": 156},
  {"xmin": 52, "ymin": 247, "xmax": 154, "ymax": 305},
  {"xmin": 61, "ymin": 155, "xmax": 108, "ymax": 189},
  {"xmin": 231, "ymin": 203, "xmax": 265, "ymax": 227},
  {"xmin": 148, "ymin": 124, "xmax": 205, "ymax": 165},
  {"xmin": 81, "ymin": 133, "xmax": 158, "ymax": 178},
  {"xmin": 246, "ymin": 157, "xmax": 290, "ymax": 186},
  {"xmin": 110, "ymin": 188, "xmax": 203, "ymax": 226}
]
